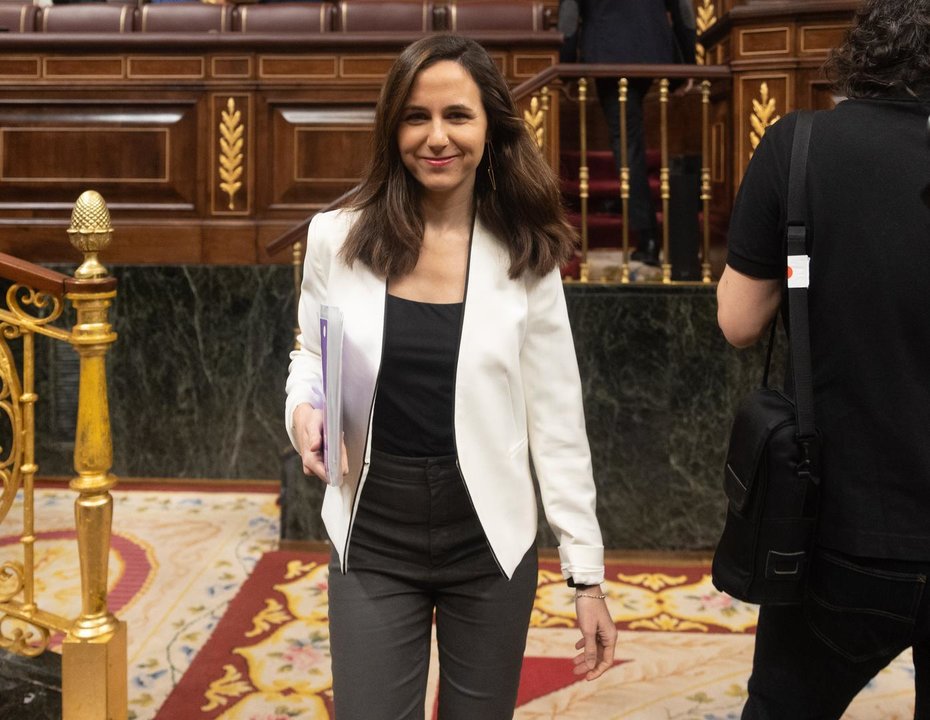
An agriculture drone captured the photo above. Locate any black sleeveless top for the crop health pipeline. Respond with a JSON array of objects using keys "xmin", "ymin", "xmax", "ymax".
[{"xmin": 371, "ymin": 294, "xmax": 463, "ymax": 457}]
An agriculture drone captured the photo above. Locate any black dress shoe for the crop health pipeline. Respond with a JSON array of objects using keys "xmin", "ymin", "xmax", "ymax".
[{"xmin": 631, "ymin": 236, "xmax": 660, "ymax": 266}]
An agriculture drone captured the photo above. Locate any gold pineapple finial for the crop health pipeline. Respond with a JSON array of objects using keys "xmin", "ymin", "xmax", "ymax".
[{"xmin": 67, "ymin": 190, "xmax": 113, "ymax": 280}]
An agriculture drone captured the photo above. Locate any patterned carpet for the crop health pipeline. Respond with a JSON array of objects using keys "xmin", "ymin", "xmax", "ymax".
[
  {"xmin": 0, "ymin": 485, "xmax": 280, "ymax": 720},
  {"xmin": 0, "ymin": 487, "xmax": 917, "ymax": 719},
  {"xmin": 155, "ymin": 552, "xmax": 916, "ymax": 720}
]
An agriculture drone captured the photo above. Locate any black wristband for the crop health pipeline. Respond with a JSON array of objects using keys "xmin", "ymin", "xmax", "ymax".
[{"xmin": 566, "ymin": 579, "xmax": 599, "ymax": 590}]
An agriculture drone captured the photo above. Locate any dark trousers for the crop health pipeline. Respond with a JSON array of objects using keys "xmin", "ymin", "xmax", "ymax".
[
  {"xmin": 595, "ymin": 76, "xmax": 657, "ymax": 237},
  {"xmin": 743, "ymin": 548, "xmax": 930, "ymax": 719},
  {"xmin": 328, "ymin": 450, "xmax": 538, "ymax": 720}
]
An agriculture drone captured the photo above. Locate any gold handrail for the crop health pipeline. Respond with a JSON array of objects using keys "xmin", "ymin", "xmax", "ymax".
[
  {"xmin": 0, "ymin": 190, "xmax": 125, "ymax": 719},
  {"xmin": 511, "ymin": 62, "xmax": 731, "ymax": 102}
]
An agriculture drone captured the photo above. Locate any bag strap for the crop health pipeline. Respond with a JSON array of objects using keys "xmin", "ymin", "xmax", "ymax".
[
  {"xmin": 785, "ymin": 111, "xmax": 816, "ymax": 443},
  {"xmin": 760, "ymin": 315, "xmax": 778, "ymax": 388}
]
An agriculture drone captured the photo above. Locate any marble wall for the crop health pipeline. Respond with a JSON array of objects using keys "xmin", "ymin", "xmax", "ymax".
[
  {"xmin": 562, "ymin": 284, "xmax": 774, "ymax": 550},
  {"xmin": 0, "ymin": 647, "xmax": 61, "ymax": 719},
  {"xmin": 23, "ymin": 268, "xmax": 775, "ymax": 550},
  {"xmin": 32, "ymin": 265, "xmax": 297, "ymax": 480}
]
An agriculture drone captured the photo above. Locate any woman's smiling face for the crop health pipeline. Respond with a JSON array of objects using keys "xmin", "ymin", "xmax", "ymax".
[{"xmin": 397, "ymin": 60, "xmax": 489, "ymax": 204}]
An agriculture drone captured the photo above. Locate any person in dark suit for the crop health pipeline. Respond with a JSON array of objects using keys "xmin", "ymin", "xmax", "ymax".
[{"xmin": 560, "ymin": 0, "xmax": 696, "ymax": 264}]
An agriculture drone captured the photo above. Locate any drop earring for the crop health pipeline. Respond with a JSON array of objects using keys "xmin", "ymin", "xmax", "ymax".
[{"xmin": 486, "ymin": 142, "xmax": 497, "ymax": 191}]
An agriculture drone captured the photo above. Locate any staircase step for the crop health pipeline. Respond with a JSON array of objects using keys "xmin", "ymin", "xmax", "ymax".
[
  {"xmin": 566, "ymin": 212, "xmax": 624, "ymax": 250},
  {"xmin": 560, "ymin": 149, "xmax": 662, "ymax": 176},
  {"xmin": 560, "ymin": 150, "xmax": 616, "ymax": 178},
  {"xmin": 560, "ymin": 178, "xmax": 620, "ymax": 198},
  {"xmin": 561, "ymin": 179, "xmax": 663, "ymax": 211}
]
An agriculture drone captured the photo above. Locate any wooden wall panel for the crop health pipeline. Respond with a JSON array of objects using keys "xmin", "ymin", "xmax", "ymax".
[
  {"xmin": 2, "ymin": 128, "xmax": 168, "ymax": 182},
  {"xmin": 212, "ymin": 56, "xmax": 252, "ymax": 79},
  {"xmin": 269, "ymin": 105, "xmax": 373, "ymax": 209},
  {"xmin": 799, "ymin": 24, "xmax": 847, "ymax": 54},
  {"xmin": 260, "ymin": 56, "xmax": 338, "ymax": 80},
  {"xmin": 43, "ymin": 57, "xmax": 124, "ymax": 80},
  {"xmin": 738, "ymin": 25, "xmax": 791, "ymax": 57},
  {"xmin": 512, "ymin": 53, "xmax": 553, "ymax": 78},
  {"xmin": 0, "ymin": 97, "xmax": 199, "ymax": 211},
  {"xmin": 128, "ymin": 57, "xmax": 205, "ymax": 80},
  {"xmin": 0, "ymin": 57, "xmax": 39, "ymax": 80}
]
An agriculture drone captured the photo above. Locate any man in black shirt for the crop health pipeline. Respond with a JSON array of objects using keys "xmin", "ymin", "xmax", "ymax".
[{"xmin": 717, "ymin": 0, "xmax": 930, "ymax": 715}]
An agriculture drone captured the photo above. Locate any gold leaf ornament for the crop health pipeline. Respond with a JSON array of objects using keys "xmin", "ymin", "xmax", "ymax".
[
  {"xmin": 245, "ymin": 598, "xmax": 293, "ymax": 638},
  {"xmin": 749, "ymin": 82, "xmax": 781, "ymax": 153},
  {"xmin": 696, "ymin": 0, "xmax": 716, "ymax": 32},
  {"xmin": 628, "ymin": 612, "xmax": 709, "ymax": 632},
  {"xmin": 219, "ymin": 97, "xmax": 245, "ymax": 210},
  {"xmin": 695, "ymin": 0, "xmax": 716, "ymax": 65},
  {"xmin": 524, "ymin": 95, "xmax": 544, "ymax": 148},
  {"xmin": 284, "ymin": 559, "xmax": 318, "ymax": 580},
  {"xmin": 201, "ymin": 663, "xmax": 254, "ymax": 712},
  {"xmin": 616, "ymin": 572, "xmax": 687, "ymax": 592}
]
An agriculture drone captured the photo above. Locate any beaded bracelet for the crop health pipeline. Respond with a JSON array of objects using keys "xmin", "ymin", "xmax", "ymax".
[{"xmin": 575, "ymin": 592, "xmax": 607, "ymax": 600}]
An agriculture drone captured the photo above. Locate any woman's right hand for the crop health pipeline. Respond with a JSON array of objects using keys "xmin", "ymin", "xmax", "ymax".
[
  {"xmin": 293, "ymin": 404, "xmax": 326, "ymax": 480},
  {"xmin": 292, "ymin": 404, "xmax": 348, "ymax": 483}
]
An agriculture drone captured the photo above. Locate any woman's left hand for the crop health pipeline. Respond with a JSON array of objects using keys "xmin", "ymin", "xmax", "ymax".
[{"xmin": 572, "ymin": 587, "xmax": 618, "ymax": 680}]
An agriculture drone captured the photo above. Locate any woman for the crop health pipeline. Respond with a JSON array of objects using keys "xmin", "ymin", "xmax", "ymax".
[
  {"xmin": 285, "ymin": 34, "xmax": 617, "ymax": 719},
  {"xmin": 717, "ymin": 0, "xmax": 930, "ymax": 716}
]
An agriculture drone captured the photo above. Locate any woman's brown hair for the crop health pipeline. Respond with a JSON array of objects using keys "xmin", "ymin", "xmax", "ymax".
[
  {"xmin": 340, "ymin": 34, "xmax": 576, "ymax": 279},
  {"xmin": 826, "ymin": 0, "xmax": 930, "ymax": 100}
]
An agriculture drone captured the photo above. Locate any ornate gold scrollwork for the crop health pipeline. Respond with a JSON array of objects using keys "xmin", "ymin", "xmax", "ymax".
[
  {"xmin": 0, "ymin": 612, "xmax": 50, "ymax": 657},
  {"xmin": 695, "ymin": 0, "xmax": 717, "ymax": 65},
  {"xmin": 5, "ymin": 285, "xmax": 63, "ymax": 330},
  {"xmin": 750, "ymin": 82, "xmax": 781, "ymax": 154},
  {"xmin": 0, "ymin": 562, "xmax": 25, "ymax": 603},
  {"xmin": 0, "ymin": 334, "xmax": 23, "ymax": 525},
  {"xmin": 219, "ymin": 97, "xmax": 245, "ymax": 211}
]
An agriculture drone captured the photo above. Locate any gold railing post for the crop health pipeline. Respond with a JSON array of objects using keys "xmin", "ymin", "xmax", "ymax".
[
  {"xmin": 701, "ymin": 79, "xmax": 713, "ymax": 282},
  {"xmin": 578, "ymin": 77, "xmax": 589, "ymax": 282},
  {"xmin": 619, "ymin": 78, "xmax": 631, "ymax": 284},
  {"xmin": 21, "ymin": 331, "xmax": 37, "ymax": 614},
  {"xmin": 61, "ymin": 190, "xmax": 127, "ymax": 720},
  {"xmin": 659, "ymin": 78, "xmax": 672, "ymax": 284}
]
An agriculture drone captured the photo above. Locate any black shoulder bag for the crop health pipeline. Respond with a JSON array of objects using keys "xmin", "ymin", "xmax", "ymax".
[{"xmin": 711, "ymin": 111, "xmax": 820, "ymax": 606}]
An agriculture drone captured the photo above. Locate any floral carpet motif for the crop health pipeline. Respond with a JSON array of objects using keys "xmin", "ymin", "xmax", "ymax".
[
  {"xmin": 0, "ymin": 485, "xmax": 280, "ymax": 720},
  {"xmin": 154, "ymin": 552, "xmax": 917, "ymax": 719},
  {"xmin": 1, "ymin": 491, "xmax": 917, "ymax": 719}
]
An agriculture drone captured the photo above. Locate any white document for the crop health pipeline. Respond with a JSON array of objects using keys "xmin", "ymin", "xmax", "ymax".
[{"xmin": 320, "ymin": 305, "xmax": 344, "ymax": 487}]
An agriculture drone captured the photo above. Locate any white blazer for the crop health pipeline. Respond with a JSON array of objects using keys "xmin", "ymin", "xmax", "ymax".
[{"xmin": 285, "ymin": 209, "xmax": 605, "ymax": 584}]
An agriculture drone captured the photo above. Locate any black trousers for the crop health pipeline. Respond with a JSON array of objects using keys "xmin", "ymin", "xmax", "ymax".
[
  {"xmin": 743, "ymin": 548, "xmax": 930, "ymax": 719},
  {"xmin": 595, "ymin": 76, "xmax": 657, "ymax": 237},
  {"xmin": 328, "ymin": 449, "xmax": 538, "ymax": 720}
]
